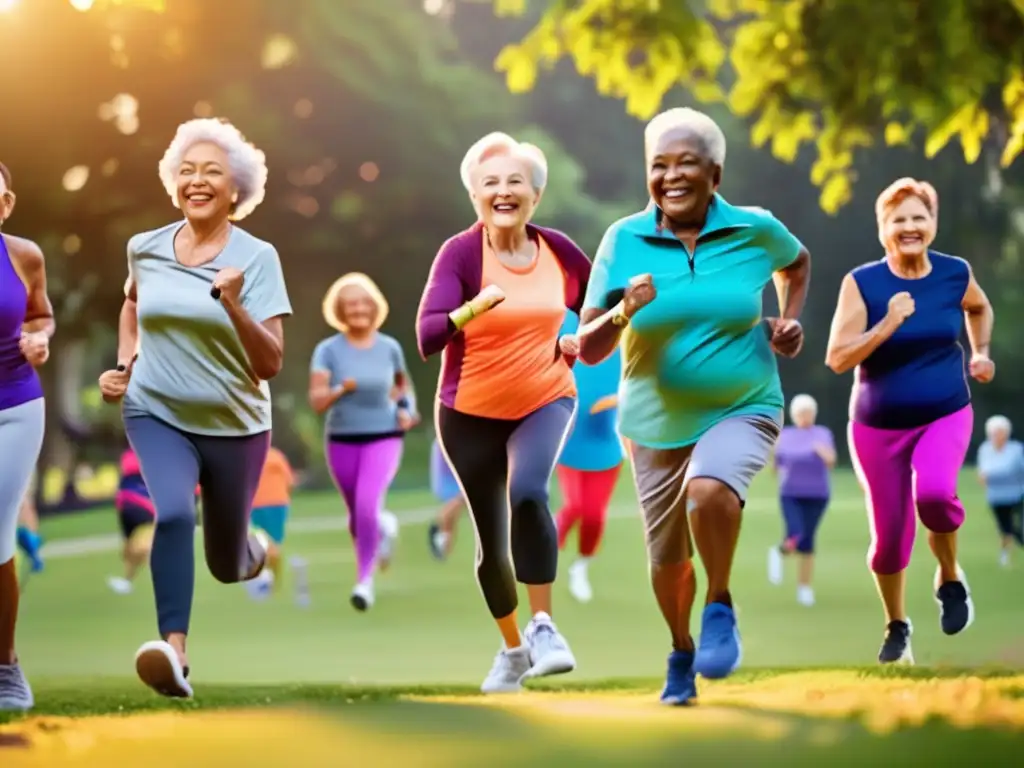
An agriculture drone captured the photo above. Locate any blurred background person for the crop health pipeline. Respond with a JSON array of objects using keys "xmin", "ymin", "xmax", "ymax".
[
  {"xmin": 768, "ymin": 394, "xmax": 836, "ymax": 607},
  {"xmin": 428, "ymin": 438, "xmax": 465, "ymax": 561},
  {"xmin": 976, "ymin": 415, "xmax": 1024, "ymax": 567}
]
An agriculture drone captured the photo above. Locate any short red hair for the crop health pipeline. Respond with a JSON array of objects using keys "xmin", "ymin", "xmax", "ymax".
[{"xmin": 875, "ymin": 177, "xmax": 938, "ymax": 229}]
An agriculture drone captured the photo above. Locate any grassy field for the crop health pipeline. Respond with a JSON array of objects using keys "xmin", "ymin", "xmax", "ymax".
[{"xmin": 2, "ymin": 468, "xmax": 1022, "ymax": 764}]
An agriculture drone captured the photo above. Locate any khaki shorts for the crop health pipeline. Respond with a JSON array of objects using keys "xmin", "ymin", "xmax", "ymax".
[{"xmin": 628, "ymin": 414, "xmax": 780, "ymax": 565}]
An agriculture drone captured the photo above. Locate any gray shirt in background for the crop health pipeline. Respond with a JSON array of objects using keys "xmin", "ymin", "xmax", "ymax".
[
  {"xmin": 310, "ymin": 333, "xmax": 416, "ymax": 437},
  {"xmin": 123, "ymin": 221, "xmax": 292, "ymax": 436}
]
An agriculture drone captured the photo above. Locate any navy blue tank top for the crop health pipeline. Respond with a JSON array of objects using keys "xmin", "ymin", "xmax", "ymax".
[{"xmin": 849, "ymin": 251, "xmax": 970, "ymax": 429}]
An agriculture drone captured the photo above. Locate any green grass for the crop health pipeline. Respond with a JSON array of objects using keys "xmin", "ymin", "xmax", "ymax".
[{"xmin": 3, "ymin": 469, "xmax": 1022, "ymax": 762}]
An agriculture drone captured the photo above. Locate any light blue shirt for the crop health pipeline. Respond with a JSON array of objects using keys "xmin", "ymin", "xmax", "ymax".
[
  {"xmin": 582, "ymin": 196, "xmax": 801, "ymax": 448},
  {"xmin": 310, "ymin": 333, "xmax": 417, "ymax": 437},
  {"xmin": 124, "ymin": 222, "xmax": 292, "ymax": 436},
  {"xmin": 557, "ymin": 311, "xmax": 624, "ymax": 472},
  {"xmin": 977, "ymin": 439, "xmax": 1024, "ymax": 505}
]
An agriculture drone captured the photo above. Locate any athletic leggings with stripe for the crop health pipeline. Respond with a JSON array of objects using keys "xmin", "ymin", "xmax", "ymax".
[{"xmin": 436, "ymin": 397, "xmax": 575, "ymax": 619}]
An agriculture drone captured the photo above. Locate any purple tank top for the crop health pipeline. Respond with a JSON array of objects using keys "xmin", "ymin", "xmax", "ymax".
[{"xmin": 0, "ymin": 236, "xmax": 43, "ymax": 410}]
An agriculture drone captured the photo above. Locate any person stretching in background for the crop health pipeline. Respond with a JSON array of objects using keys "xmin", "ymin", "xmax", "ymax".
[
  {"xmin": 108, "ymin": 448, "xmax": 156, "ymax": 595},
  {"xmin": 246, "ymin": 442, "xmax": 296, "ymax": 598},
  {"xmin": 428, "ymin": 438, "xmax": 465, "ymax": 561},
  {"xmin": 976, "ymin": 415, "xmax": 1024, "ymax": 567},
  {"xmin": 768, "ymin": 394, "xmax": 836, "ymax": 607},
  {"xmin": 826, "ymin": 177, "xmax": 995, "ymax": 665},
  {"xmin": 555, "ymin": 309, "xmax": 623, "ymax": 604},
  {"xmin": 416, "ymin": 132, "xmax": 590, "ymax": 693},
  {"xmin": 309, "ymin": 272, "xmax": 419, "ymax": 613}
]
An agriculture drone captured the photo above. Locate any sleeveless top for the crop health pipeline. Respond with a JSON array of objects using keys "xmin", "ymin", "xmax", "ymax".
[
  {"xmin": 0, "ymin": 235, "xmax": 43, "ymax": 411},
  {"xmin": 849, "ymin": 251, "xmax": 970, "ymax": 429}
]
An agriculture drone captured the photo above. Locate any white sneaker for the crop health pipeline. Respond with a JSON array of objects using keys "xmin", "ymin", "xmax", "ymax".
[
  {"xmin": 351, "ymin": 580, "xmax": 374, "ymax": 612},
  {"xmin": 377, "ymin": 510, "xmax": 399, "ymax": 570},
  {"xmin": 796, "ymin": 585, "xmax": 815, "ymax": 606},
  {"xmin": 107, "ymin": 576, "xmax": 133, "ymax": 595},
  {"xmin": 135, "ymin": 640, "xmax": 193, "ymax": 698},
  {"xmin": 480, "ymin": 644, "xmax": 531, "ymax": 694},
  {"xmin": 245, "ymin": 569, "xmax": 274, "ymax": 601},
  {"xmin": 524, "ymin": 612, "xmax": 576, "ymax": 678},
  {"xmin": 568, "ymin": 560, "xmax": 593, "ymax": 603},
  {"xmin": 999, "ymin": 550, "xmax": 1010, "ymax": 568},
  {"xmin": 767, "ymin": 546, "xmax": 783, "ymax": 585}
]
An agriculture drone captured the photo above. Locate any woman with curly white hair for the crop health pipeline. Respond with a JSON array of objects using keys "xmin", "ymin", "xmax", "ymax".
[
  {"xmin": 97, "ymin": 118, "xmax": 292, "ymax": 699},
  {"xmin": 416, "ymin": 132, "xmax": 591, "ymax": 694}
]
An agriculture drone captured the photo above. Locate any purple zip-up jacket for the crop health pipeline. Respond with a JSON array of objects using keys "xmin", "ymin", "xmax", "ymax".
[{"xmin": 415, "ymin": 222, "xmax": 592, "ymax": 412}]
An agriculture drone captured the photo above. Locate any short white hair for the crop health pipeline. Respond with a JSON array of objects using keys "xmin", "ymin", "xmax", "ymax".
[
  {"xmin": 985, "ymin": 415, "xmax": 1012, "ymax": 438},
  {"xmin": 789, "ymin": 393, "xmax": 818, "ymax": 422},
  {"xmin": 459, "ymin": 132, "xmax": 548, "ymax": 194},
  {"xmin": 158, "ymin": 118, "xmax": 268, "ymax": 221},
  {"xmin": 645, "ymin": 107, "xmax": 726, "ymax": 167}
]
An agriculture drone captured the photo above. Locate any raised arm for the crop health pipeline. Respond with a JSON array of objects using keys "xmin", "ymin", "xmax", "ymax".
[
  {"xmin": 825, "ymin": 274, "xmax": 907, "ymax": 374},
  {"xmin": 416, "ymin": 238, "xmax": 469, "ymax": 359}
]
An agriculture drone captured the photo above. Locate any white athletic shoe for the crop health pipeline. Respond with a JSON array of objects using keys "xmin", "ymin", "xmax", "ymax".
[
  {"xmin": 244, "ymin": 569, "xmax": 274, "ymax": 601},
  {"xmin": 767, "ymin": 546, "xmax": 784, "ymax": 586},
  {"xmin": 999, "ymin": 550, "xmax": 1010, "ymax": 568},
  {"xmin": 351, "ymin": 580, "xmax": 374, "ymax": 612},
  {"xmin": 524, "ymin": 612, "xmax": 576, "ymax": 678},
  {"xmin": 568, "ymin": 560, "xmax": 593, "ymax": 603},
  {"xmin": 135, "ymin": 640, "xmax": 193, "ymax": 698},
  {"xmin": 377, "ymin": 510, "xmax": 399, "ymax": 570},
  {"xmin": 796, "ymin": 585, "xmax": 815, "ymax": 607},
  {"xmin": 480, "ymin": 644, "xmax": 531, "ymax": 694},
  {"xmin": 107, "ymin": 576, "xmax": 133, "ymax": 595}
]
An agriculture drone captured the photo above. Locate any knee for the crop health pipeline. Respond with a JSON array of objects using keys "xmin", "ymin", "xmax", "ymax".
[
  {"xmin": 509, "ymin": 479, "xmax": 550, "ymax": 512},
  {"xmin": 868, "ymin": 540, "xmax": 909, "ymax": 574},
  {"xmin": 795, "ymin": 535, "xmax": 815, "ymax": 555},
  {"xmin": 915, "ymin": 485, "xmax": 963, "ymax": 533},
  {"xmin": 687, "ymin": 477, "xmax": 740, "ymax": 515}
]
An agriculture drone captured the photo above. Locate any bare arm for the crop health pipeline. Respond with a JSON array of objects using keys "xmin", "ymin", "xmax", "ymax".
[
  {"xmin": 223, "ymin": 303, "xmax": 285, "ymax": 381},
  {"xmin": 118, "ymin": 279, "xmax": 139, "ymax": 368},
  {"xmin": 307, "ymin": 369, "xmax": 345, "ymax": 414},
  {"xmin": 825, "ymin": 275, "xmax": 900, "ymax": 374},
  {"xmin": 7, "ymin": 238, "xmax": 56, "ymax": 338},
  {"xmin": 961, "ymin": 267, "xmax": 993, "ymax": 357},
  {"xmin": 577, "ymin": 304, "xmax": 627, "ymax": 365},
  {"xmin": 773, "ymin": 247, "xmax": 811, "ymax": 320},
  {"xmin": 813, "ymin": 443, "xmax": 837, "ymax": 468}
]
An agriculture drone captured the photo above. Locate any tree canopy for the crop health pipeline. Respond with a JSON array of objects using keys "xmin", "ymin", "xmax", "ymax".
[{"xmin": 490, "ymin": 0, "xmax": 1024, "ymax": 213}]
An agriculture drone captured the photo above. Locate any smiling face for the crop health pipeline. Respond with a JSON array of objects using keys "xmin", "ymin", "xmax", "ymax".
[
  {"xmin": 882, "ymin": 195, "xmax": 936, "ymax": 257},
  {"xmin": 176, "ymin": 142, "xmax": 236, "ymax": 223},
  {"xmin": 336, "ymin": 284, "xmax": 376, "ymax": 332},
  {"xmin": 647, "ymin": 127, "xmax": 720, "ymax": 227},
  {"xmin": 469, "ymin": 153, "xmax": 539, "ymax": 232}
]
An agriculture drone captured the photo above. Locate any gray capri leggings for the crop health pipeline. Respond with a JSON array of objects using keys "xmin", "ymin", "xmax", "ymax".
[{"xmin": 0, "ymin": 398, "xmax": 45, "ymax": 564}]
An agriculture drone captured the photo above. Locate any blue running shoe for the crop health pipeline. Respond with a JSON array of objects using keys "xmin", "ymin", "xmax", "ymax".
[
  {"xmin": 694, "ymin": 602, "xmax": 742, "ymax": 680},
  {"xmin": 660, "ymin": 649, "xmax": 697, "ymax": 706},
  {"xmin": 16, "ymin": 528, "xmax": 44, "ymax": 573}
]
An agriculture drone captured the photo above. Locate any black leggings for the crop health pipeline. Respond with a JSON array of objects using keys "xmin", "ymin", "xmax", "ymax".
[
  {"xmin": 992, "ymin": 501, "xmax": 1024, "ymax": 545},
  {"xmin": 437, "ymin": 397, "xmax": 575, "ymax": 619}
]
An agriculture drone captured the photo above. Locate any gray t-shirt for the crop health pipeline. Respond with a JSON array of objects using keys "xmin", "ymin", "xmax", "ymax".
[
  {"xmin": 123, "ymin": 221, "xmax": 292, "ymax": 436},
  {"xmin": 310, "ymin": 333, "xmax": 416, "ymax": 437}
]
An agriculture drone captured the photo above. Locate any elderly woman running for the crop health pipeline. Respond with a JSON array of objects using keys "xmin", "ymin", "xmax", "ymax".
[
  {"xmin": 577, "ymin": 108, "xmax": 811, "ymax": 705},
  {"xmin": 416, "ymin": 132, "xmax": 591, "ymax": 694},
  {"xmin": 309, "ymin": 272, "xmax": 419, "ymax": 611},
  {"xmin": 976, "ymin": 415, "xmax": 1024, "ymax": 566},
  {"xmin": 0, "ymin": 161, "xmax": 55, "ymax": 711},
  {"xmin": 768, "ymin": 394, "xmax": 836, "ymax": 606},
  {"xmin": 827, "ymin": 177, "xmax": 994, "ymax": 665},
  {"xmin": 98, "ymin": 118, "xmax": 292, "ymax": 698}
]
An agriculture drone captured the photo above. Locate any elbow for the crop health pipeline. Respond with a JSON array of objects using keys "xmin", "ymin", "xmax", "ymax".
[
  {"xmin": 254, "ymin": 352, "xmax": 284, "ymax": 381},
  {"xmin": 824, "ymin": 350, "xmax": 849, "ymax": 374}
]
